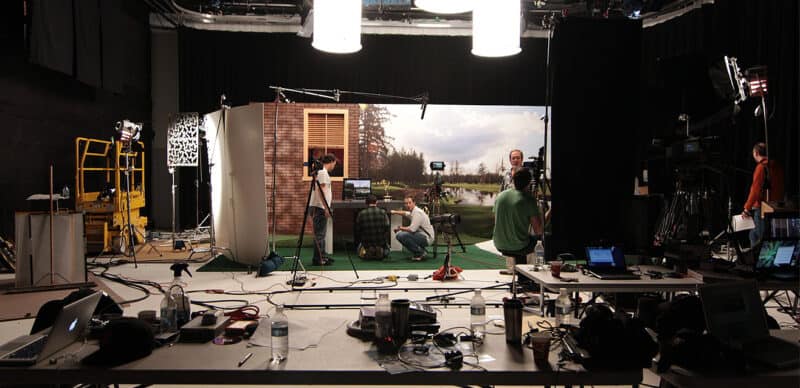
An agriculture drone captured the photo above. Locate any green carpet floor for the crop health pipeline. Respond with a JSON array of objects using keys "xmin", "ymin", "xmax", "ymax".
[{"xmin": 198, "ymin": 243, "xmax": 504, "ymax": 272}]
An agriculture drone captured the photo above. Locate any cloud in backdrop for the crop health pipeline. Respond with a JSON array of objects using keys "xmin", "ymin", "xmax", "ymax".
[{"xmin": 380, "ymin": 104, "xmax": 548, "ymax": 174}]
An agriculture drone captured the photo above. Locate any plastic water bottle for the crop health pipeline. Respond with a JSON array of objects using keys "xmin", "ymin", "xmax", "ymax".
[
  {"xmin": 534, "ymin": 240, "xmax": 545, "ymax": 266},
  {"xmin": 271, "ymin": 305, "xmax": 289, "ymax": 362},
  {"xmin": 159, "ymin": 292, "xmax": 177, "ymax": 333},
  {"xmin": 374, "ymin": 293, "xmax": 394, "ymax": 354},
  {"xmin": 470, "ymin": 289, "xmax": 486, "ymax": 339},
  {"xmin": 555, "ymin": 288, "xmax": 573, "ymax": 326}
]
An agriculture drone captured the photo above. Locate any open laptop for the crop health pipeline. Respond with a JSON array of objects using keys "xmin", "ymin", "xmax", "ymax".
[
  {"xmin": 699, "ymin": 281, "xmax": 800, "ymax": 369},
  {"xmin": 0, "ymin": 291, "xmax": 101, "ymax": 366},
  {"xmin": 342, "ymin": 178, "xmax": 371, "ymax": 200},
  {"xmin": 755, "ymin": 239, "xmax": 799, "ymax": 279},
  {"xmin": 585, "ymin": 246, "xmax": 639, "ymax": 280}
]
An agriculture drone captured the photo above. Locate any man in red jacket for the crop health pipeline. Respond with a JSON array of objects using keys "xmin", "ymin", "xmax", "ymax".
[{"xmin": 742, "ymin": 142, "xmax": 784, "ymax": 247}]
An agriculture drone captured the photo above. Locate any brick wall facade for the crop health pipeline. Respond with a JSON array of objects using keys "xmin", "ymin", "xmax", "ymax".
[{"xmin": 263, "ymin": 102, "xmax": 360, "ymax": 235}]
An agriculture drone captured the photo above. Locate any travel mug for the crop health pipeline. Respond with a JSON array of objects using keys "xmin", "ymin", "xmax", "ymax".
[
  {"xmin": 503, "ymin": 298, "xmax": 523, "ymax": 344},
  {"xmin": 391, "ymin": 299, "xmax": 410, "ymax": 347}
]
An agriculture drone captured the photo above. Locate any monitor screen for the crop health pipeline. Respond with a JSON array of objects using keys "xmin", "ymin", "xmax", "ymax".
[
  {"xmin": 342, "ymin": 178, "xmax": 371, "ymax": 200},
  {"xmin": 768, "ymin": 216, "xmax": 800, "ymax": 239},
  {"xmin": 586, "ymin": 247, "xmax": 615, "ymax": 266},
  {"xmin": 756, "ymin": 240, "xmax": 800, "ymax": 269}
]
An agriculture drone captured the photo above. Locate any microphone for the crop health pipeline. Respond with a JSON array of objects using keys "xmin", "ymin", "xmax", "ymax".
[{"xmin": 420, "ymin": 93, "xmax": 429, "ymax": 120}]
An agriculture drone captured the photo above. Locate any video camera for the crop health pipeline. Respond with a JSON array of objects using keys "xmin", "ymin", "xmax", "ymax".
[
  {"xmin": 522, "ymin": 147, "xmax": 545, "ymax": 185},
  {"xmin": 430, "ymin": 161, "xmax": 446, "ymax": 171},
  {"xmin": 304, "ymin": 158, "xmax": 323, "ymax": 173}
]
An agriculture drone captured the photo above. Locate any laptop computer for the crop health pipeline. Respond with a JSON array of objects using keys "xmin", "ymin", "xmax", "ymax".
[
  {"xmin": 0, "ymin": 291, "xmax": 101, "ymax": 366},
  {"xmin": 585, "ymin": 246, "xmax": 640, "ymax": 280},
  {"xmin": 699, "ymin": 281, "xmax": 800, "ymax": 369},
  {"xmin": 755, "ymin": 239, "xmax": 799, "ymax": 279}
]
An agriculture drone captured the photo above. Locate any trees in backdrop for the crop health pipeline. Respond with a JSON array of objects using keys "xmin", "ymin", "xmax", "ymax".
[{"xmin": 358, "ymin": 104, "xmax": 393, "ymax": 177}]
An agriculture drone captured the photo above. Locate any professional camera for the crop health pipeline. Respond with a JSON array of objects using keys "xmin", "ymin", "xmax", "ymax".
[
  {"xmin": 430, "ymin": 161, "xmax": 446, "ymax": 171},
  {"xmin": 522, "ymin": 147, "xmax": 545, "ymax": 184},
  {"xmin": 303, "ymin": 158, "xmax": 323, "ymax": 173}
]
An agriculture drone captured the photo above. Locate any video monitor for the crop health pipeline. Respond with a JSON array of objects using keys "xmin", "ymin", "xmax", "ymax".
[
  {"xmin": 343, "ymin": 178, "xmax": 371, "ymax": 200},
  {"xmin": 768, "ymin": 216, "xmax": 800, "ymax": 239},
  {"xmin": 756, "ymin": 240, "xmax": 800, "ymax": 269}
]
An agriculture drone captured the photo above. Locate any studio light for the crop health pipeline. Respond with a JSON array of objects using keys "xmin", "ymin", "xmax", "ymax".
[
  {"xmin": 312, "ymin": 0, "xmax": 362, "ymax": 54},
  {"xmin": 746, "ymin": 66, "xmax": 768, "ymax": 97},
  {"xmin": 115, "ymin": 120, "xmax": 142, "ymax": 143},
  {"xmin": 471, "ymin": 0, "xmax": 521, "ymax": 57},
  {"xmin": 415, "ymin": 0, "xmax": 474, "ymax": 14}
]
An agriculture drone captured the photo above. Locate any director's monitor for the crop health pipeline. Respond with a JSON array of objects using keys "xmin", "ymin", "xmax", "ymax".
[{"xmin": 343, "ymin": 178, "xmax": 372, "ymax": 200}]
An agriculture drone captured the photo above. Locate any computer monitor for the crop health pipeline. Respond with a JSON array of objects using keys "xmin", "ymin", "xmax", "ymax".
[
  {"xmin": 342, "ymin": 178, "xmax": 371, "ymax": 200},
  {"xmin": 756, "ymin": 240, "xmax": 799, "ymax": 270},
  {"xmin": 767, "ymin": 216, "xmax": 800, "ymax": 239}
]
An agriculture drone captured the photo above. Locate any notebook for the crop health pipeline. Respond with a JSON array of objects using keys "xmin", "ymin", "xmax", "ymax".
[
  {"xmin": 0, "ymin": 291, "xmax": 101, "ymax": 366},
  {"xmin": 585, "ymin": 246, "xmax": 639, "ymax": 280},
  {"xmin": 699, "ymin": 281, "xmax": 799, "ymax": 369}
]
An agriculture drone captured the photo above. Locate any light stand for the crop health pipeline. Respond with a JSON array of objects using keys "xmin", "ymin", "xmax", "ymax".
[{"xmin": 537, "ymin": 13, "xmax": 557, "ymax": 261}]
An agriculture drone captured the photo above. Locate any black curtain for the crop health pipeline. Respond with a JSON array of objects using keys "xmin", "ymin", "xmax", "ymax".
[
  {"xmin": 640, "ymin": 0, "xmax": 799, "ymax": 210},
  {"xmin": 177, "ymin": 29, "xmax": 549, "ymax": 113},
  {"xmin": 549, "ymin": 17, "xmax": 643, "ymax": 259}
]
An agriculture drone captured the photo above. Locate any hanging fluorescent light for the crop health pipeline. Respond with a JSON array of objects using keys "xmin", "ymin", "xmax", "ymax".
[
  {"xmin": 415, "ymin": 0, "xmax": 474, "ymax": 14},
  {"xmin": 472, "ymin": 0, "xmax": 521, "ymax": 57},
  {"xmin": 312, "ymin": 0, "xmax": 362, "ymax": 54}
]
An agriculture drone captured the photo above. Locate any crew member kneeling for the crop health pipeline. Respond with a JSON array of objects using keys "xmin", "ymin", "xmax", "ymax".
[
  {"xmin": 391, "ymin": 195, "xmax": 435, "ymax": 261},
  {"xmin": 355, "ymin": 194, "xmax": 390, "ymax": 260},
  {"xmin": 493, "ymin": 168, "xmax": 543, "ymax": 264}
]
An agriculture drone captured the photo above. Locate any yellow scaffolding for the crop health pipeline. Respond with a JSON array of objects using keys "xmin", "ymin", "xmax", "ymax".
[{"xmin": 75, "ymin": 137, "xmax": 148, "ymax": 253}]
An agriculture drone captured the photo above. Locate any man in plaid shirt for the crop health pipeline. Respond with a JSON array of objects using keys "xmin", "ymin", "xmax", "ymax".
[{"xmin": 356, "ymin": 194, "xmax": 390, "ymax": 259}]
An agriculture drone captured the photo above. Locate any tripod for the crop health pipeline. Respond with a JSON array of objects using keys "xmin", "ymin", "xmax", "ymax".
[{"xmin": 119, "ymin": 141, "xmax": 161, "ymax": 265}]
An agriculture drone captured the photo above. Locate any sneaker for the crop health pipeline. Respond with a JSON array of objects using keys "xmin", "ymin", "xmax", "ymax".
[
  {"xmin": 411, "ymin": 254, "xmax": 424, "ymax": 261},
  {"xmin": 324, "ymin": 257, "xmax": 335, "ymax": 263},
  {"xmin": 312, "ymin": 259, "xmax": 331, "ymax": 266}
]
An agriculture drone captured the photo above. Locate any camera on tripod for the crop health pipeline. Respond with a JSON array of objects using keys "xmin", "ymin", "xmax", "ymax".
[
  {"xmin": 304, "ymin": 158, "xmax": 323, "ymax": 173},
  {"xmin": 522, "ymin": 147, "xmax": 546, "ymax": 187}
]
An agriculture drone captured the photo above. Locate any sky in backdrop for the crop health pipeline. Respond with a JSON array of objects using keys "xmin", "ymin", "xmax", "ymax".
[{"xmin": 379, "ymin": 104, "xmax": 549, "ymax": 175}]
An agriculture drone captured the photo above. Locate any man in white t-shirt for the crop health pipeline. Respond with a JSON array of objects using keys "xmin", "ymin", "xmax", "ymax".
[
  {"xmin": 309, "ymin": 154, "xmax": 337, "ymax": 266},
  {"xmin": 500, "ymin": 149, "xmax": 524, "ymax": 192},
  {"xmin": 391, "ymin": 195, "xmax": 435, "ymax": 261}
]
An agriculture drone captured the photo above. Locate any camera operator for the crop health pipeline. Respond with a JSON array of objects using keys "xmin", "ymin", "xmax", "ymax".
[
  {"xmin": 493, "ymin": 168, "xmax": 542, "ymax": 265},
  {"xmin": 310, "ymin": 154, "xmax": 337, "ymax": 266},
  {"xmin": 741, "ymin": 142, "xmax": 784, "ymax": 247},
  {"xmin": 500, "ymin": 149, "xmax": 524, "ymax": 192}
]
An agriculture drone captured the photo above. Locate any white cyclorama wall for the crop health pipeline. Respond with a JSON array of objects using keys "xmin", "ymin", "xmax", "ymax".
[{"xmin": 204, "ymin": 104, "xmax": 267, "ymax": 265}]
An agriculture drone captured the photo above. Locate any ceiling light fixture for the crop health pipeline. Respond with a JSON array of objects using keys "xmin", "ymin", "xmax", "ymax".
[
  {"xmin": 471, "ymin": 0, "xmax": 521, "ymax": 57},
  {"xmin": 415, "ymin": 0, "xmax": 474, "ymax": 14},
  {"xmin": 312, "ymin": 0, "xmax": 362, "ymax": 54}
]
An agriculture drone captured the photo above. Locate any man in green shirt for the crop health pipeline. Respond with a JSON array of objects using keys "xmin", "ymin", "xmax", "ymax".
[{"xmin": 493, "ymin": 168, "xmax": 542, "ymax": 265}]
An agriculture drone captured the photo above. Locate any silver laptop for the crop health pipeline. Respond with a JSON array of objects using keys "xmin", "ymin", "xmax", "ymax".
[
  {"xmin": 0, "ymin": 291, "xmax": 101, "ymax": 366},
  {"xmin": 699, "ymin": 281, "xmax": 800, "ymax": 369}
]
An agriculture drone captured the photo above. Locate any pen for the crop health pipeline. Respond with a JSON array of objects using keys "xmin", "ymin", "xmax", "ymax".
[{"xmin": 238, "ymin": 352, "xmax": 253, "ymax": 367}]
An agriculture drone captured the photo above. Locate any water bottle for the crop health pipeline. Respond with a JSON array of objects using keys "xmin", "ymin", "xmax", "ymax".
[
  {"xmin": 534, "ymin": 240, "xmax": 545, "ymax": 266},
  {"xmin": 470, "ymin": 289, "xmax": 486, "ymax": 339},
  {"xmin": 555, "ymin": 288, "xmax": 573, "ymax": 326},
  {"xmin": 374, "ymin": 293, "xmax": 394, "ymax": 354},
  {"xmin": 271, "ymin": 305, "xmax": 289, "ymax": 362},
  {"xmin": 159, "ymin": 291, "xmax": 177, "ymax": 333}
]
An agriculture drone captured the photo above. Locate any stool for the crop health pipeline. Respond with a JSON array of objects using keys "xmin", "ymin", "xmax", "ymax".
[{"xmin": 499, "ymin": 253, "xmax": 526, "ymax": 275}]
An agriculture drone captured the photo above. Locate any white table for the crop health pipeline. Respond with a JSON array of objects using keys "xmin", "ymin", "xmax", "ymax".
[{"xmin": 515, "ymin": 264, "xmax": 703, "ymax": 315}]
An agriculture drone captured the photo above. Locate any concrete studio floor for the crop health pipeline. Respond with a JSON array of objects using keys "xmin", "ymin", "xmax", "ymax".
[{"xmin": 1, "ymin": 260, "xmax": 796, "ymax": 388}]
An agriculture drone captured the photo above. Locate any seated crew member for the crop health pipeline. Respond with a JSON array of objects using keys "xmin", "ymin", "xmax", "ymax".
[
  {"xmin": 500, "ymin": 149, "xmax": 524, "ymax": 192},
  {"xmin": 741, "ymin": 142, "xmax": 785, "ymax": 247},
  {"xmin": 355, "ymin": 194, "xmax": 390, "ymax": 260},
  {"xmin": 493, "ymin": 168, "xmax": 542, "ymax": 265},
  {"xmin": 391, "ymin": 195, "xmax": 435, "ymax": 261}
]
